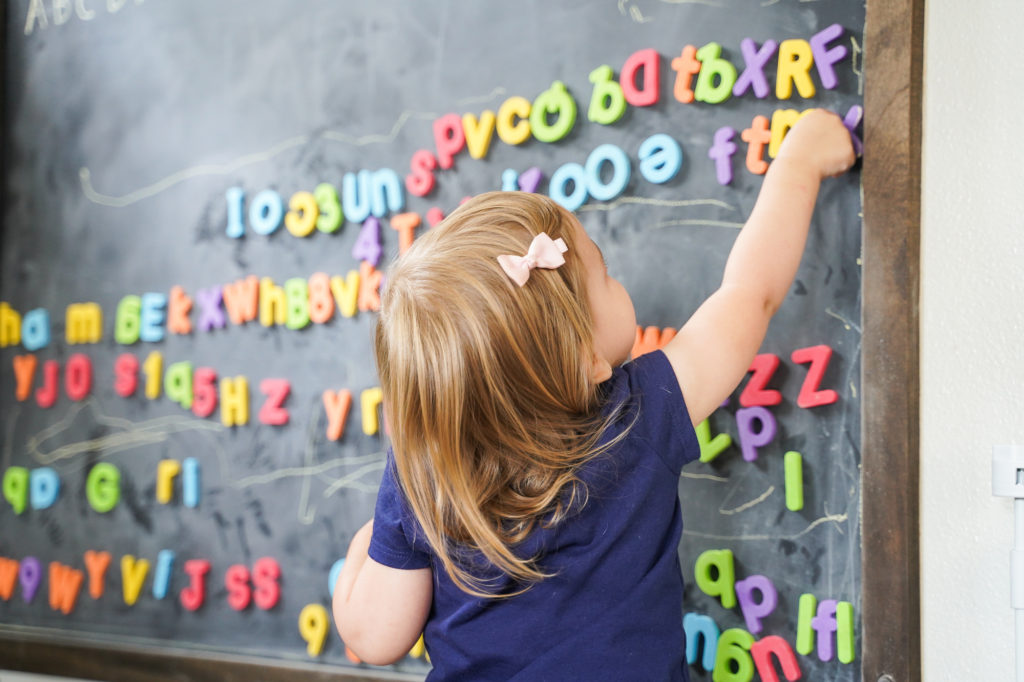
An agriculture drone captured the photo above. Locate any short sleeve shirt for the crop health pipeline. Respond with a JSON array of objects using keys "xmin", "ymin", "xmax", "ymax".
[{"xmin": 368, "ymin": 350, "xmax": 700, "ymax": 680}]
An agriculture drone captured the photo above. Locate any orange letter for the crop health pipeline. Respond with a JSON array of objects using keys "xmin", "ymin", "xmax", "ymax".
[
  {"xmin": 167, "ymin": 285, "xmax": 193, "ymax": 335},
  {"xmin": 0, "ymin": 557, "xmax": 19, "ymax": 600},
  {"xmin": 48, "ymin": 562, "xmax": 84, "ymax": 615},
  {"xmin": 671, "ymin": 45, "xmax": 701, "ymax": 104},
  {"xmin": 13, "ymin": 354, "xmax": 37, "ymax": 401},
  {"xmin": 358, "ymin": 262, "xmax": 383, "ymax": 313},
  {"xmin": 83, "ymin": 550, "xmax": 111, "ymax": 599},
  {"xmin": 389, "ymin": 213, "xmax": 421, "ymax": 256},
  {"xmin": 741, "ymin": 115, "xmax": 772, "ymax": 175},
  {"xmin": 222, "ymin": 275, "xmax": 259, "ymax": 325},
  {"xmin": 631, "ymin": 326, "xmax": 678, "ymax": 358},
  {"xmin": 322, "ymin": 389, "xmax": 353, "ymax": 441}
]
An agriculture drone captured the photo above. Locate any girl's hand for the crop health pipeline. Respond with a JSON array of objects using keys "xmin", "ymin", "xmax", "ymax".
[{"xmin": 775, "ymin": 109, "xmax": 857, "ymax": 179}]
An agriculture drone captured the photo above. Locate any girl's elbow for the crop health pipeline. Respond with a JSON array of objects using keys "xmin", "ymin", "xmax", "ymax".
[
  {"xmin": 334, "ymin": 601, "xmax": 410, "ymax": 666},
  {"xmin": 339, "ymin": 624, "xmax": 409, "ymax": 666}
]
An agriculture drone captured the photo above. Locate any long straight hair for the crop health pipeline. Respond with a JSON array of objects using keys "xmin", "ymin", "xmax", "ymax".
[{"xmin": 374, "ymin": 192, "xmax": 617, "ymax": 597}]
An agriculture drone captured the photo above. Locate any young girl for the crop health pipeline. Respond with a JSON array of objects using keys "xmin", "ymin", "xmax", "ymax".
[{"xmin": 333, "ymin": 109, "xmax": 856, "ymax": 679}]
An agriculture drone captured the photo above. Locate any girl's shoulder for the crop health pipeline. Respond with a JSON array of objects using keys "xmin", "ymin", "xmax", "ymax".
[{"xmin": 599, "ymin": 350, "xmax": 700, "ymax": 475}]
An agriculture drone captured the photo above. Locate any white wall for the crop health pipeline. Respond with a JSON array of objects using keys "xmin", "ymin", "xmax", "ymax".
[{"xmin": 920, "ymin": 2, "xmax": 1024, "ymax": 681}]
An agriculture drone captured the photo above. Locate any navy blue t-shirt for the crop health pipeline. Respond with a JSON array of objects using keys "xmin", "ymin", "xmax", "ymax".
[{"xmin": 369, "ymin": 350, "xmax": 700, "ymax": 680}]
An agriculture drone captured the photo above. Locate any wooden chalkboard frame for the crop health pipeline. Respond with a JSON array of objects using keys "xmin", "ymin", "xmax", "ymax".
[
  {"xmin": 2, "ymin": 0, "xmax": 923, "ymax": 679},
  {"xmin": 860, "ymin": 0, "xmax": 924, "ymax": 681}
]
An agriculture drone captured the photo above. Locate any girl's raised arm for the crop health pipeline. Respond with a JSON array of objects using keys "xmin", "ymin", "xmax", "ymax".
[{"xmin": 661, "ymin": 109, "xmax": 856, "ymax": 426}]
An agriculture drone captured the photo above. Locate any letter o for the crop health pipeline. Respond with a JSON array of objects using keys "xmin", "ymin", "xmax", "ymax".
[
  {"xmin": 548, "ymin": 162, "xmax": 588, "ymax": 212},
  {"xmin": 249, "ymin": 190, "xmax": 284, "ymax": 236},
  {"xmin": 584, "ymin": 144, "xmax": 631, "ymax": 202}
]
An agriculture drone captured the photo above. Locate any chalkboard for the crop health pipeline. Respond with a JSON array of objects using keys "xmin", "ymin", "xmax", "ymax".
[{"xmin": 0, "ymin": 1, "xmax": 922, "ymax": 680}]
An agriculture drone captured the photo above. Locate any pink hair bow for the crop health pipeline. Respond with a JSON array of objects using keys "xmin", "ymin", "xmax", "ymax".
[{"xmin": 497, "ymin": 232, "xmax": 569, "ymax": 287}]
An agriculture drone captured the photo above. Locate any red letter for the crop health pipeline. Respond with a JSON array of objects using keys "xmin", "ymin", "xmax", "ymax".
[
  {"xmin": 65, "ymin": 353, "xmax": 93, "ymax": 401},
  {"xmin": 252, "ymin": 557, "xmax": 281, "ymax": 610},
  {"xmin": 35, "ymin": 359, "xmax": 59, "ymax": 408},
  {"xmin": 225, "ymin": 564, "xmax": 251, "ymax": 611},
  {"xmin": 740, "ymin": 353, "xmax": 782, "ymax": 407},
  {"xmin": 621, "ymin": 48, "xmax": 660, "ymax": 107},
  {"xmin": 258, "ymin": 379, "xmax": 290, "ymax": 426},
  {"xmin": 405, "ymin": 149, "xmax": 437, "ymax": 197},
  {"xmin": 791, "ymin": 345, "xmax": 839, "ymax": 408},
  {"xmin": 180, "ymin": 558, "xmax": 211, "ymax": 611},
  {"xmin": 192, "ymin": 368, "xmax": 218, "ymax": 418},
  {"xmin": 114, "ymin": 354, "xmax": 139, "ymax": 397},
  {"xmin": 433, "ymin": 114, "xmax": 465, "ymax": 170},
  {"xmin": 751, "ymin": 635, "xmax": 802, "ymax": 682}
]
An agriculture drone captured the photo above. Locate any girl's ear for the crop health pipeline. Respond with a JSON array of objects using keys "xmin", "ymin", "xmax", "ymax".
[{"xmin": 588, "ymin": 353, "xmax": 613, "ymax": 384}]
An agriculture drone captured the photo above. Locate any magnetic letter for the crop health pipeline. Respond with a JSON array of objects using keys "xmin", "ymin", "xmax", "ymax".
[
  {"xmin": 29, "ymin": 467, "xmax": 60, "ymax": 510},
  {"xmin": 48, "ymin": 562, "xmax": 84, "ymax": 615},
  {"xmin": 298, "ymin": 603, "xmax": 330, "ymax": 657},
  {"xmin": 683, "ymin": 612, "xmax": 719, "ymax": 672},
  {"xmin": 621, "ymin": 48, "xmax": 660, "ymax": 107},
  {"xmin": 3, "ymin": 467, "xmax": 29, "ymax": 514},
  {"xmin": 152, "ymin": 549, "xmax": 175, "ymax": 599},
  {"xmin": 180, "ymin": 559, "xmax": 210, "ymax": 611},
  {"xmin": 361, "ymin": 387, "xmax": 384, "ymax": 436},
  {"xmin": 84, "ymin": 550, "xmax": 110, "ymax": 599},
  {"xmin": 776, "ymin": 40, "xmax": 816, "ymax": 99},
  {"xmin": 751, "ymin": 635, "xmax": 802, "ymax": 682},
  {"xmin": 433, "ymin": 113, "xmax": 466, "ymax": 169},
  {"xmin": 694, "ymin": 549, "xmax": 736, "ymax": 608},
  {"xmin": 86, "ymin": 462, "xmax": 121, "ymax": 513},
  {"xmin": 735, "ymin": 574, "xmax": 778, "ymax": 634},
  {"xmin": 733, "ymin": 38, "xmax": 778, "ymax": 99},
  {"xmin": 791, "ymin": 344, "xmax": 839, "ymax": 408},
  {"xmin": 735, "ymin": 406, "xmax": 777, "ymax": 462},
  {"xmin": 19, "ymin": 557, "xmax": 41, "ymax": 603},
  {"xmin": 258, "ymin": 379, "xmax": 290, "ymax": 426},
  {"xmin": 183, "ymin": 457, "xmax": 200, "ymax": 508},
  {"xmin": 587, "ymin": 65, "xmax": 627, "ymax": 125},
  {"xmin": 712, "ymin": 628, "xmax": 754, "ymax": 682},
  {"xmin": 156, "ymin": 459, "xmax": 181, "ymax": 504},
  {"xmin": 708, "ymin": 127, "xmax": 737, "ymax": 186},
  {"xmin": 739, "ymin": 353, "xmax": 782, "ymax": 406},
  {"xmin": 323, "ymin": 389, "xmax": 353, "ymax": 441},
  {"xmin": 694, "ymin": 42, "xmax": 737, "ymax": 104},
  {"xmin": 809, "ymin": 24, "xmax": 848, "ymax": 90},
  {"xmin": 637, "ymin": 133, "xmax": 682, "ymax": 184}
]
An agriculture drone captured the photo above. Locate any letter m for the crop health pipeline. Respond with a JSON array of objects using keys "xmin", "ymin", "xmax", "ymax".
[{"xmin": 66, "ymin": 303, "xmax": 102, "ymax": 344}]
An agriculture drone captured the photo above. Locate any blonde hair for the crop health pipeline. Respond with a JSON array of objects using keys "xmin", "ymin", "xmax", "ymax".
[{"xmin": 374, "ymin": 191, "xmax": 616, "ymax": 597}]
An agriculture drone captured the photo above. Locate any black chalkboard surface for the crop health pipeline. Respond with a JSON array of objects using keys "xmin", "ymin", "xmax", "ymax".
[{"xmin": 0, "ymin": 1, "xmax": 868, "ymax": 680}]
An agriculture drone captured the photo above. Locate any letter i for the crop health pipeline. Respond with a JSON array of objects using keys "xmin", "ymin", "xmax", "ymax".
[
  {"xmin": 183, "ymin": 457, "xmax": 200, "ymax": 508},
  {"xmin": 152, "ymin": 550, "xmax": 175, "ymax": 599}
]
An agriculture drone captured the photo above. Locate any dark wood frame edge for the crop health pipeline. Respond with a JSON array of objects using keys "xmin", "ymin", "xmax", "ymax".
[{"xmin": 861, "ymin": 0, "xmax": 924, "ymax": 681}]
